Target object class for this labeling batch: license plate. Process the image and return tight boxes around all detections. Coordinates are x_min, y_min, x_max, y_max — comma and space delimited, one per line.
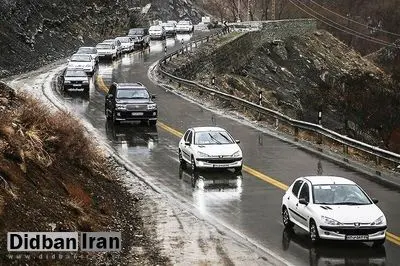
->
72, 84, 81, 87
345, 235, 369, 240
213, 164, 227, 168
131, 112, 144, 116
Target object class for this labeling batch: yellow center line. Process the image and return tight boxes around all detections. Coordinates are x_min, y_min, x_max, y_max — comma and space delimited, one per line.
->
97, 72, 400, 246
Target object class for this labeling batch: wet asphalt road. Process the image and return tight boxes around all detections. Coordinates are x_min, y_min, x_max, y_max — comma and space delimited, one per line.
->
57, 33, 400, 265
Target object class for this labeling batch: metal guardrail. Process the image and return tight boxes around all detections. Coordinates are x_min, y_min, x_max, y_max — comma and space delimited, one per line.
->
157, 29, 400, 170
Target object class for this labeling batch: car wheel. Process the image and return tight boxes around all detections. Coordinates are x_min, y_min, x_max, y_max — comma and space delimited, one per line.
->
178, 149, 185, 165
112, 111, 118, 124
282, 207, 294, 229
149, 120, 157, 126
372, 238, 385, 247
234, 165, 242, 173
191, 156, 197, 172
309, 220, 319, 244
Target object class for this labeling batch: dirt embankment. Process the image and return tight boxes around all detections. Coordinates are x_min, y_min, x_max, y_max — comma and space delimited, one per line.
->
0, 82, 168, 265
164, 30, 400, 153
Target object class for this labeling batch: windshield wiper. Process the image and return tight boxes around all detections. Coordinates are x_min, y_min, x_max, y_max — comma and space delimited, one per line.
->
208, 133, 222, 144
335, 202, 366, 205
218, 132, 232, 143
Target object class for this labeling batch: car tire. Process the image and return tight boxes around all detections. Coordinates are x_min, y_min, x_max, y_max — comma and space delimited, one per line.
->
191, 156, 197, 172
112, 111, 118, 124
234, 165, 242, 173
282, 207, 294, 229
178, 149, 185, 166
372, 238, 385, 247
149, 120, 157, 126
309, 220, 320, 244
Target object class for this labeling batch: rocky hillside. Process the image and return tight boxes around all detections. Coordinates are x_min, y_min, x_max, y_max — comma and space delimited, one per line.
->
0, 0, 206, 79
366, 40, 400, 82
164, 30, 400, 152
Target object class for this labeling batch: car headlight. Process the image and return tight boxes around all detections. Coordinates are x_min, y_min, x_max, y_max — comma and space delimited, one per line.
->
147, 104, 157, 110
197, 151, 210, 158
82, 80, 89, 84
371, 216, 385, 226
116, 104, 126, 110
64, 80, 71, 84
321, 216, 342, 226
232, 151, 241, 158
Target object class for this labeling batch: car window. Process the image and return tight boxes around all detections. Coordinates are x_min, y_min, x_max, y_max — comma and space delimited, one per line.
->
65, 70, 87, 77
71, 55, 91, 62
183, 130, 190, 141
299, 183, 310, 202
187, 131, 193, 144
194, 131, 234, 145
291, 180, 303, 197
116, 89, 149, 99
313, 184, 372, 205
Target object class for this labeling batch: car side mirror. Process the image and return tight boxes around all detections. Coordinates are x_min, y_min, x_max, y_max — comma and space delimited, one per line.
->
185, 141, 190, 146
151, 94, 156, 99
67, 59, 70, 62
372, 198, 379, 204
235, 139, 240, 144
299, 198, 308, 205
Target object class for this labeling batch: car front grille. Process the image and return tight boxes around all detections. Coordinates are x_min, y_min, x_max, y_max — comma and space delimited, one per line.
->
320, 226, 387, 235
126, 104, 147, 111
197, 158, 242, 163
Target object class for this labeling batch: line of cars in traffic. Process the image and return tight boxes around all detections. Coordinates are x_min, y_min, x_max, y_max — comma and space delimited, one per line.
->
59, 19, 388, 249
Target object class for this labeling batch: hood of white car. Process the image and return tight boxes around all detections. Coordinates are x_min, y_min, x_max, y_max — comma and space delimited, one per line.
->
68, 62, 91, 67
195, 144, 241, 157
316, 204, 384, 224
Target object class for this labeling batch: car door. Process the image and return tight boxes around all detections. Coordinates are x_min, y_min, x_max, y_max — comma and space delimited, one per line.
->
286, 179, 304, 227
181, 130, 193, 162
296, 181, 312, 229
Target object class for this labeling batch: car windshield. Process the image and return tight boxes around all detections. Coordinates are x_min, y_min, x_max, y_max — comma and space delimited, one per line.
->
313, 184, 371, 205
178, 21, 191, 25
77, 48, 96, 54
116, 37, 130, 43
194, 131, 234, 145
150, 26, 162, 31
129, 29, 144, 35
96, 44, 112, 49
70, 55, 91, 62
117, 89, 149, 99
65, 70, 87, 77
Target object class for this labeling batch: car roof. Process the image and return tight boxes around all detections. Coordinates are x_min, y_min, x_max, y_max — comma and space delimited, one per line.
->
191, 127, 227, 132
115, 82, 146, 89
300, 176, 355, 185
78, 46, 95, 49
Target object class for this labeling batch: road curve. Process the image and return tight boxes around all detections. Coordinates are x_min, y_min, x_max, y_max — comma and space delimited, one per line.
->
56, 33, 400, 265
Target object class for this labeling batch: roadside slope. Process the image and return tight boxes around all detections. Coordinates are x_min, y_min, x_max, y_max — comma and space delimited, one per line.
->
0, 82, 168, 265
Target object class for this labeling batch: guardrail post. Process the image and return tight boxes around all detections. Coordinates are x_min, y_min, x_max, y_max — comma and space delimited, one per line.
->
207, 36, 209, 42
164, 44, 167, 55
195, 41, 197, 48
294, 126, 299, 140
211, 76, 215, 86
318, 110, 322, 125
258, 91, 262, 106
343, 144, 348, 154
375, 155, 380, 166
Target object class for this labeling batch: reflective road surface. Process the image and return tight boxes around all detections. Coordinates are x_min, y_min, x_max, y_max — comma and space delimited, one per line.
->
56, 33, 400, 265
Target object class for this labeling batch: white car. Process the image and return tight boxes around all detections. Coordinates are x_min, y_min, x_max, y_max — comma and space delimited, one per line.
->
149, 25, 166, 40
96, 43, 117, 60
76, 47, 99, 64
67, 54, 95, 75
281, 176, 387, 246
103, 39, 122, 57
161, 22, 176, 36
176, 20, 194, 33
178, 127, 243, 172
115, 36, 134, 53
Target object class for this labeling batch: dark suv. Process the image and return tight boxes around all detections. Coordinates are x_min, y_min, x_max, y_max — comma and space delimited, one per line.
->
127, 28, 150, 48
105, 82, 157, 125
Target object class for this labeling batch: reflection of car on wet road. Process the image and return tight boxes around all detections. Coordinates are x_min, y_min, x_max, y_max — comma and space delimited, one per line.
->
179, 166, 242, 192
282, 228, 386, 266
178, 127, 243, 172
282, 176, 387, 246
105, 120, 158, 148
105, 82, 157, 125
61, 68, 90, 92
